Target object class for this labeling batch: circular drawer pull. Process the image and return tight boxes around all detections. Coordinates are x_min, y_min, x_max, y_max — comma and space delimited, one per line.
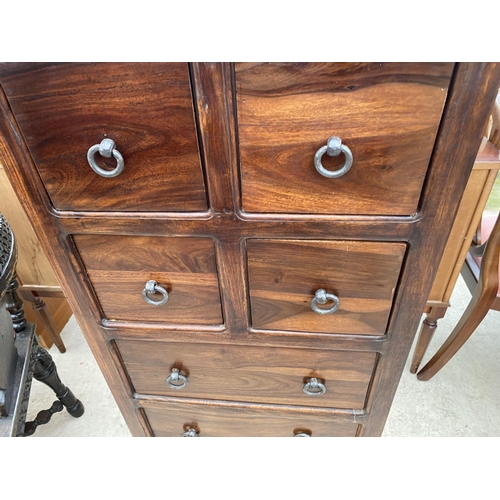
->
182, 428, 198, 437
166, 368, 188, 390
87, 138, 125, 178
303, 377, 326, 396
314, 136, 353, 178
142, 280, 169, 306
310, 289, 340, 315
294, 432, 311, 437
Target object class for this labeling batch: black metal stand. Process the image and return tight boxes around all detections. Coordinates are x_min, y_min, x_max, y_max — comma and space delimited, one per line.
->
22, 343, 85, 435
0, 213, 84, 437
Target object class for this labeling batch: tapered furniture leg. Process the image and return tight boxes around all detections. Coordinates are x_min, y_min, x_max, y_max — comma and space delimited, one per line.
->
19, 289, 66, 353
417, 215, 500, 381
410, 306, 447, 374
33, 345, 84, 417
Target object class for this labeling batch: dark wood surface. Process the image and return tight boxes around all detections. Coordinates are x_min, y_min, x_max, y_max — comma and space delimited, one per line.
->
141, 399, 360, 437
117, 339, 376, 409
74, 235, 223, 325
236, 62, 454, 215
1, 62, 499, 437
0, 63, 207, 212
247, 239, 405, 334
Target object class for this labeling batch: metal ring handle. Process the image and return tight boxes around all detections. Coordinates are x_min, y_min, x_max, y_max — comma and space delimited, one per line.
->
166, 368, 188, 390
294, 432, 312, 437
87, 138, 125, 178
303, 378, 326, 396
314, 136, 353, 178
182, 428, 198, 437
142, 280, 169, 306
310, 289, 340, 315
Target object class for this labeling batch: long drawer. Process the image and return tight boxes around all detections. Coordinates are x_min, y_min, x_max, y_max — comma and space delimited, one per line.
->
141, 400, 360, 437
117, 339, 377, 410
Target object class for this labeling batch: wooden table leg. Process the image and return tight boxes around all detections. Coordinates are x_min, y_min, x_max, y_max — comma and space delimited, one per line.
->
410, 306, 448, 374
19, 289, 66, 353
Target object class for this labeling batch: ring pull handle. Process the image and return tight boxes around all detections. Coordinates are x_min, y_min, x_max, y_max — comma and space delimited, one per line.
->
142, 280, 169, 306
303, 377, 326, 396
87, 138, 125, 178
310, 289, 340, 315
166, 368, 188, 390
182, 428, 198, 437
314, 136, 353, 178
294, 432, 312, 437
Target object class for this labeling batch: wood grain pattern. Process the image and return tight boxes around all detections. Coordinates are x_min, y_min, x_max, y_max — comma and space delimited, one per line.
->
0, 63, 207, 212
74, 235, 223, 325
117, 339, 376, 409
247, 239, 406, 334
236, 62, 453, 215
362, 63, 500, 436
141, 399, 359, 437
2, 62, 498, 438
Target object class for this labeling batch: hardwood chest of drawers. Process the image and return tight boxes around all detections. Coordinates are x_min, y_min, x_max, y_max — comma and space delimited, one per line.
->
0, 63, 498, 437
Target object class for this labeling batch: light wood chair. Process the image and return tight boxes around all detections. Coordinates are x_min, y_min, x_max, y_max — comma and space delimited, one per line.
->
416, 212, 500, 380
410, 98, 500, 375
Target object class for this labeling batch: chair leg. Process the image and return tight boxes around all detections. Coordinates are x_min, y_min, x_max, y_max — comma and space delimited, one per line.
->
417, 282, 498, 381
418, 211, 500, 381
410, 306, 447, 374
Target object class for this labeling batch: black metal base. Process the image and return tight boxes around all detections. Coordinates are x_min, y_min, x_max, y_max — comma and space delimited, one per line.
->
23, 345, 85, 435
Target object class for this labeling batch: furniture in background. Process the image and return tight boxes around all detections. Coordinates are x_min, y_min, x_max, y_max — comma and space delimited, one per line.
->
0, 63, 498, 437
415, 213, 500, 380
0, 160, 72, 352
0, 213, 83, 437
411, 99, 500, 375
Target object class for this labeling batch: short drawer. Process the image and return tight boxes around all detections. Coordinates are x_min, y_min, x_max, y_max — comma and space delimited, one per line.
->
0, 63, 207, 212
74, 235, 223, 325
141, 400, 360, 437
247, 239, 406, 335
117, 339, 376, 409
235, 62, 453, 215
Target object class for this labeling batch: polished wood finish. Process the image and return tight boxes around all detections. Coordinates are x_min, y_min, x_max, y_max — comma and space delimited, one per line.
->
117, 339, 376, 409
247, 239, 405, 334
236, 62, 454, 215
141, 400, 360, 437
74, 235, 223, 325
0, 63, 207, 212
1, 63, 499, 436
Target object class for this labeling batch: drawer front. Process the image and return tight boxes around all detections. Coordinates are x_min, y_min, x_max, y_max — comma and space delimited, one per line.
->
74, 235, 223, 325
117, 340, 376, 409
0, 63, 207, 212
247, 239, 406, 335
141, 401, 359, 437
236, 62, 454, 215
